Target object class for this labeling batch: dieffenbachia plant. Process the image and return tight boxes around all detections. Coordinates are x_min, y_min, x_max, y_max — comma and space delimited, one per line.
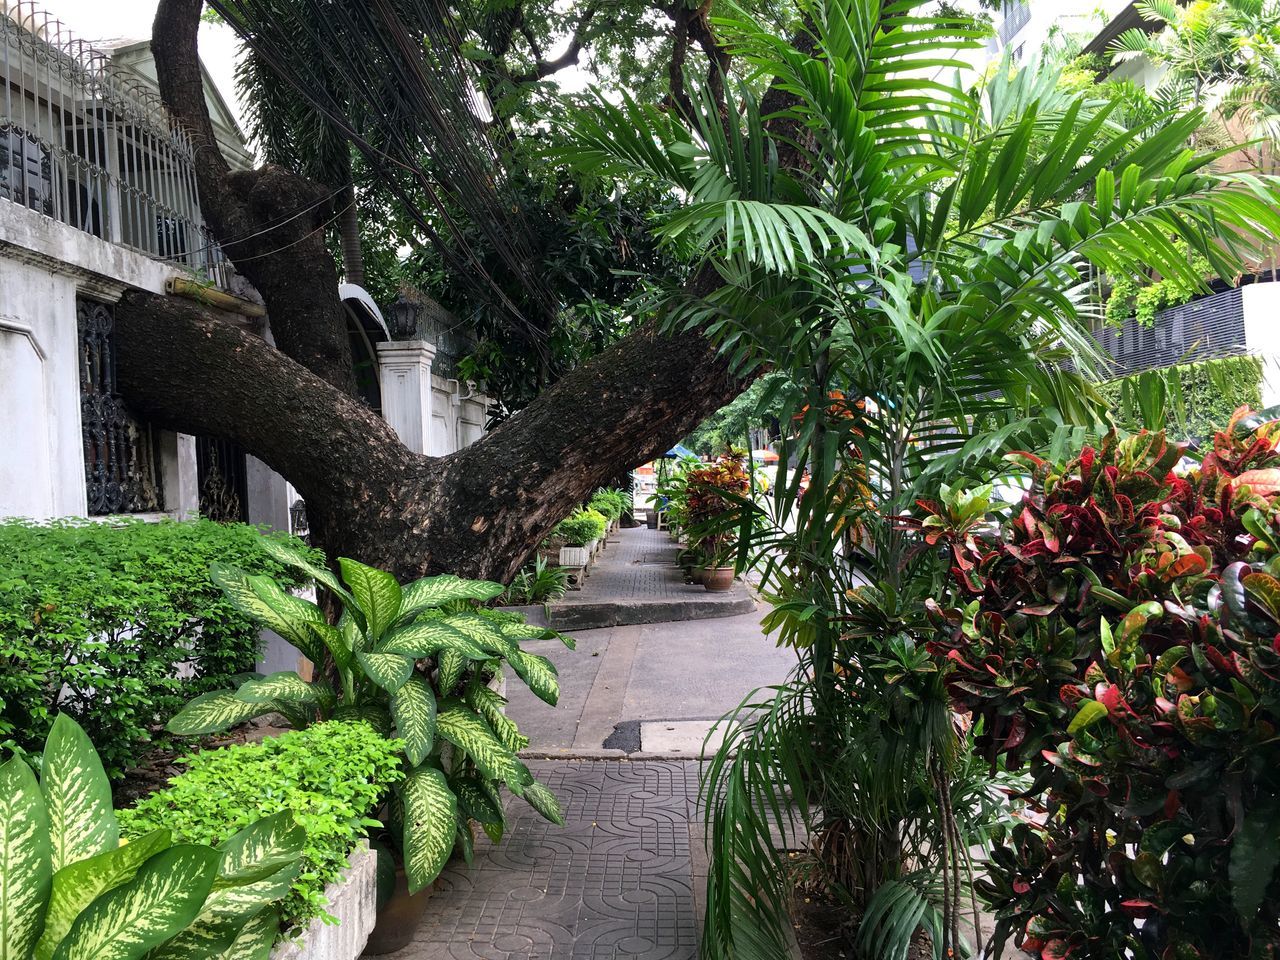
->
167, 536, 570, 893
0, 714, 305, 960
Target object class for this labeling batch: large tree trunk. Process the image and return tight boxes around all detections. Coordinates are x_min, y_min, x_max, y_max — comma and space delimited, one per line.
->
116, 290, 737, 582
122, 0, 747, 582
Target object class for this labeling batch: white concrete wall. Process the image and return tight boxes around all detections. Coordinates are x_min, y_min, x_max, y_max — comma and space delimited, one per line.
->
1244, 282, 1280, 408
0, 200, 200, 520
377, 342, 490, 457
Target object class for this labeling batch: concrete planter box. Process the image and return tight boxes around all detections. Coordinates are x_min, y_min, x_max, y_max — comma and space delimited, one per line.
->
272, 842, 376, 960
560, 545, 589, 568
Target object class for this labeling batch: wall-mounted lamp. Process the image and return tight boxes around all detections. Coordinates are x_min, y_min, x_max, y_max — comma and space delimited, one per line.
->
386, 292, 422, 340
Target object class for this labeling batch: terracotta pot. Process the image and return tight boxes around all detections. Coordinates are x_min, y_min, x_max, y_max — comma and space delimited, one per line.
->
703, 567, 734, 591
363, 867, 433, 955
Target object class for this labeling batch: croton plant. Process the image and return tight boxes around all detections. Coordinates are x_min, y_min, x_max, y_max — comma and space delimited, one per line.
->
920, 409, 1280, 959
685, 454, 751, 567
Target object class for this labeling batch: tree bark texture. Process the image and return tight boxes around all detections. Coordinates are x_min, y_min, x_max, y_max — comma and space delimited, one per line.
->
115, 291, 738, 582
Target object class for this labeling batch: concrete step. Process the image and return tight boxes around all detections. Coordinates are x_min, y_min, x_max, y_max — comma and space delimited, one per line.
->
503, 587, 756, 631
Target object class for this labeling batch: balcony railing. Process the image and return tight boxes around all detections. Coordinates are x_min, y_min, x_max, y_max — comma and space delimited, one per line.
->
1093, 287, 1248, 378
1, 0, 230, 287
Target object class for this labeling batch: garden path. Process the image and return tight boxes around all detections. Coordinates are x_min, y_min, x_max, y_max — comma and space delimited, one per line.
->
377, 538, 796, 959
381, 759, 705, 960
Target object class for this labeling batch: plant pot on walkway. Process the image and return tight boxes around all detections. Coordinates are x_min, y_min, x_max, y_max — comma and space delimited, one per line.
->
703, 567, 735, 592
363, 865, 434, 955
560, 545, 589, 568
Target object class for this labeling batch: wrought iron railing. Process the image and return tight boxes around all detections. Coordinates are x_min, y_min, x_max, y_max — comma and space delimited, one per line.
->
1093, 287, 1248, 378
1, 0, 231, 287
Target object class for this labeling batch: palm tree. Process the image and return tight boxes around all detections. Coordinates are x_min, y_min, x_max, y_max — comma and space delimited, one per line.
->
554, 1, 1280, 957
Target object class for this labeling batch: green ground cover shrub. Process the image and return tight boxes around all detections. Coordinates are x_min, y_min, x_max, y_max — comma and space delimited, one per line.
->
1101, 354, 1263, 440
553, 508, 608, 546
0, 518, 318, 777
923, 414, 1280, 957
118, 721, 403, 933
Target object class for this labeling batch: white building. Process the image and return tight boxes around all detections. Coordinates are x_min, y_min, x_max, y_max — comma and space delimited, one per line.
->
988, 0, 1131, 65
0, 0, 489, 539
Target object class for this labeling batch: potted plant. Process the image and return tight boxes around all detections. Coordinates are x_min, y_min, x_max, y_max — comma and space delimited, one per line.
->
554, 510, 606, 568
685, 454, 751, 592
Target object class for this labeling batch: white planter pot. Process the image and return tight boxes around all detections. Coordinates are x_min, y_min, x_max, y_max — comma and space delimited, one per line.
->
560, 545, 589, 567
271, 842, 376, 960
585, 538, 600, 556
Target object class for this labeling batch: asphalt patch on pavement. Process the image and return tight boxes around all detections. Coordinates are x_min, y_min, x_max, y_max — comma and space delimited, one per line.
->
602, 719, 641, 752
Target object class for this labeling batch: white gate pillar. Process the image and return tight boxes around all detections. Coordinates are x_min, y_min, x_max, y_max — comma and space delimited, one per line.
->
376, 340, 437, 454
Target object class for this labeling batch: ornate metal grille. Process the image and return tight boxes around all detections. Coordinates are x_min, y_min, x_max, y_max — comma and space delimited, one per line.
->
196, 436, 248, 523
78, 297, 163, 514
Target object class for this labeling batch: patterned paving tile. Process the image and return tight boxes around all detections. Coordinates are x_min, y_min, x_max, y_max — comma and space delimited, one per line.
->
383, 760, 701, 960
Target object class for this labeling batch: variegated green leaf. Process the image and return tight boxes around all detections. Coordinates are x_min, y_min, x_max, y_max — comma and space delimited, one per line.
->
210, 564, 321, 661
212, 908, 277, 960
305, 621, 353, 674
338, 558, 402, 643
481, 821, 504, 845
507, 650, 559, 706
500, 621, 576, 650
36, 830, 171, 960
399, 768, 458, 893
245, 579, 328, 666
234, 673, 329, 709
391, 674, 437, 766
466, 684, 529, 754
436, 705, 526, 787
167, 691, 280, 737
522, 780, 565, 827
455, 820, 474, 866
445, 615, 517, 658
356, 651, 413, 692
253, 537, 358, 616
379, 620, 487, 660
147, 863, 300, 960
400, 575, 504, 618
450, 776, 503, 826
1, 757, 52, 960
437, 649, 468, 696
338, 610, 366, 655
53, 844, 219, 960
42, 716, 118, 871
214, 813, 306, 888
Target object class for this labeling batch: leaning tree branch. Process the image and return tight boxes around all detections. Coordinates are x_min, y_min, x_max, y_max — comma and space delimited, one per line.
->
152, 0, 356, 393
511, 2, 603, 82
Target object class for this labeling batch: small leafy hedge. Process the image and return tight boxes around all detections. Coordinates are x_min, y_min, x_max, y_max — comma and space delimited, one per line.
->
118, 721, 403, 934
0, 518, 318, 777
554, 508, 608, 546
588, 488, 629, 522
1101, 354, 1263, 441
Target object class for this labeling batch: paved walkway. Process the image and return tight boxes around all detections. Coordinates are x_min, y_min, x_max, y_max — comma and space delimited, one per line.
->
375, 544, 797, 959
384, 761, 704, 960
518, 528, 756, 630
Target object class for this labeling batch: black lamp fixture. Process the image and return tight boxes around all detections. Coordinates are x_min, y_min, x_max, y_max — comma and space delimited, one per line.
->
387, 291, 422, 340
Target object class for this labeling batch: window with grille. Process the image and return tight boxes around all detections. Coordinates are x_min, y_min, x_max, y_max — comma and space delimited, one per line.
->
78, 297, 164, 514
0, 123, 54, 216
